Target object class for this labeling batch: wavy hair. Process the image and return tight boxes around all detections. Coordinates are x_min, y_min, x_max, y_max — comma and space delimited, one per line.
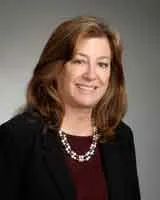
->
26, 16, 127, 140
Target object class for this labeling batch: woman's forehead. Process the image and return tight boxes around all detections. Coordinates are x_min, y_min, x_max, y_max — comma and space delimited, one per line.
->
73, 37, 111, 58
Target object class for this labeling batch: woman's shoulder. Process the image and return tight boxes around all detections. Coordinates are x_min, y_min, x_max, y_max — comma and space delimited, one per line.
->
115, 121, 135, 145
0, 111, 43, 147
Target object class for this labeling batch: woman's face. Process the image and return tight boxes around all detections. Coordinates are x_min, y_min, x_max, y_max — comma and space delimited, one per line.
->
59, 37, 111, 110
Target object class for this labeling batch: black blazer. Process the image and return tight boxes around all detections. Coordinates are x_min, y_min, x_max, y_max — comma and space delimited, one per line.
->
0, 112, 141, 200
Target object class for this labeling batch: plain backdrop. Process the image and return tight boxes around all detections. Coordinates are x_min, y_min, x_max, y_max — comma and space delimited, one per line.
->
0, 0, 160, 199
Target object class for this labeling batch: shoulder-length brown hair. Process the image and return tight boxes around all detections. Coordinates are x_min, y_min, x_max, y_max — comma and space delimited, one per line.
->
26, 16, 127, 140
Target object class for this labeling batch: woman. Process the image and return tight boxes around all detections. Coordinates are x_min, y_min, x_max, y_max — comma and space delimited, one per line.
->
0, 16, 141, 200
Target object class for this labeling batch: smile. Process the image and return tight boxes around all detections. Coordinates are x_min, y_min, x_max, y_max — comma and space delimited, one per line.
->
76, 84, 97, 91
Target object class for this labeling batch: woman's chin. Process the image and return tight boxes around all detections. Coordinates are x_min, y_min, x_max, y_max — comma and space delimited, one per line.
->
72, 99, 98, 109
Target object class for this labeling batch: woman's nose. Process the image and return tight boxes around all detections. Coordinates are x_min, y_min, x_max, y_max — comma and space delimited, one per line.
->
83, 64, 97, 81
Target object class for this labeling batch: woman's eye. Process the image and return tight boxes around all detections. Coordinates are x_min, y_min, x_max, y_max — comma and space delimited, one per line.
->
72, 59, 86, 64
98, 62, 109, 69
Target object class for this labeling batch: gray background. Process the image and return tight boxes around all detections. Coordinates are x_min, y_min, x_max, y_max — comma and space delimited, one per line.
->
0, 0, 159, 199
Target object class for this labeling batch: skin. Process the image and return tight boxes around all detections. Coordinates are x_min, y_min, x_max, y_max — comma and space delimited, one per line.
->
59, 37, 111, 136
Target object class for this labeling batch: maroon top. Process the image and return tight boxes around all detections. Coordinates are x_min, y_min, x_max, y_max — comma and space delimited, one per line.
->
64, 134, 108, 200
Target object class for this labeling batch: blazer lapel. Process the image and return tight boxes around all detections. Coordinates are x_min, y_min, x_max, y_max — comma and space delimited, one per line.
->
41, 129, 76, 200
100, 140, 126, 200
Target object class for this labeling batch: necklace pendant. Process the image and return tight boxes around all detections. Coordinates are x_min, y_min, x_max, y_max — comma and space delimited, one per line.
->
78, 155, 85, 162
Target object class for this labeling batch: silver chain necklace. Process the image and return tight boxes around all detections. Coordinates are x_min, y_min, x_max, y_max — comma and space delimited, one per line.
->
58, 127, 99, 162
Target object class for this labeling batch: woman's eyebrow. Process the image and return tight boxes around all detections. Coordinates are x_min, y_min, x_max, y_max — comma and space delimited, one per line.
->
74, 52, 88, 58
76, 52, 111, 60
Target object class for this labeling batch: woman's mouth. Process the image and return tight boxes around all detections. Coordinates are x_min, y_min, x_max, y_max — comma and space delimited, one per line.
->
76, 84, 97, 91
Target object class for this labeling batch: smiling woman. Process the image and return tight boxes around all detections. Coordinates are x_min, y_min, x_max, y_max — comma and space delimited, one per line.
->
59, 37, 111, 113
0, 16, 141, 200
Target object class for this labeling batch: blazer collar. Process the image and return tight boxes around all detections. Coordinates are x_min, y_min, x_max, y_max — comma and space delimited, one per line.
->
41, 128, 76, 200
99, 139, 126, 200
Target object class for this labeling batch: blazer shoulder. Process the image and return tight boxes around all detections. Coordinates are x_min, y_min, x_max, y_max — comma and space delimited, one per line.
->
0, 112, 43, 149
115, 121, 135, 144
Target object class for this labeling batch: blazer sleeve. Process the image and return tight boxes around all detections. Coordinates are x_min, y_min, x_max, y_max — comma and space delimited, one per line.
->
123, 125, 141, 200
0, 114, 41, 199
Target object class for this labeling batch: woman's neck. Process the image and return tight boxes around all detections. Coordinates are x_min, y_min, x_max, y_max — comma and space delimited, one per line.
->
60, 107, 93, 136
